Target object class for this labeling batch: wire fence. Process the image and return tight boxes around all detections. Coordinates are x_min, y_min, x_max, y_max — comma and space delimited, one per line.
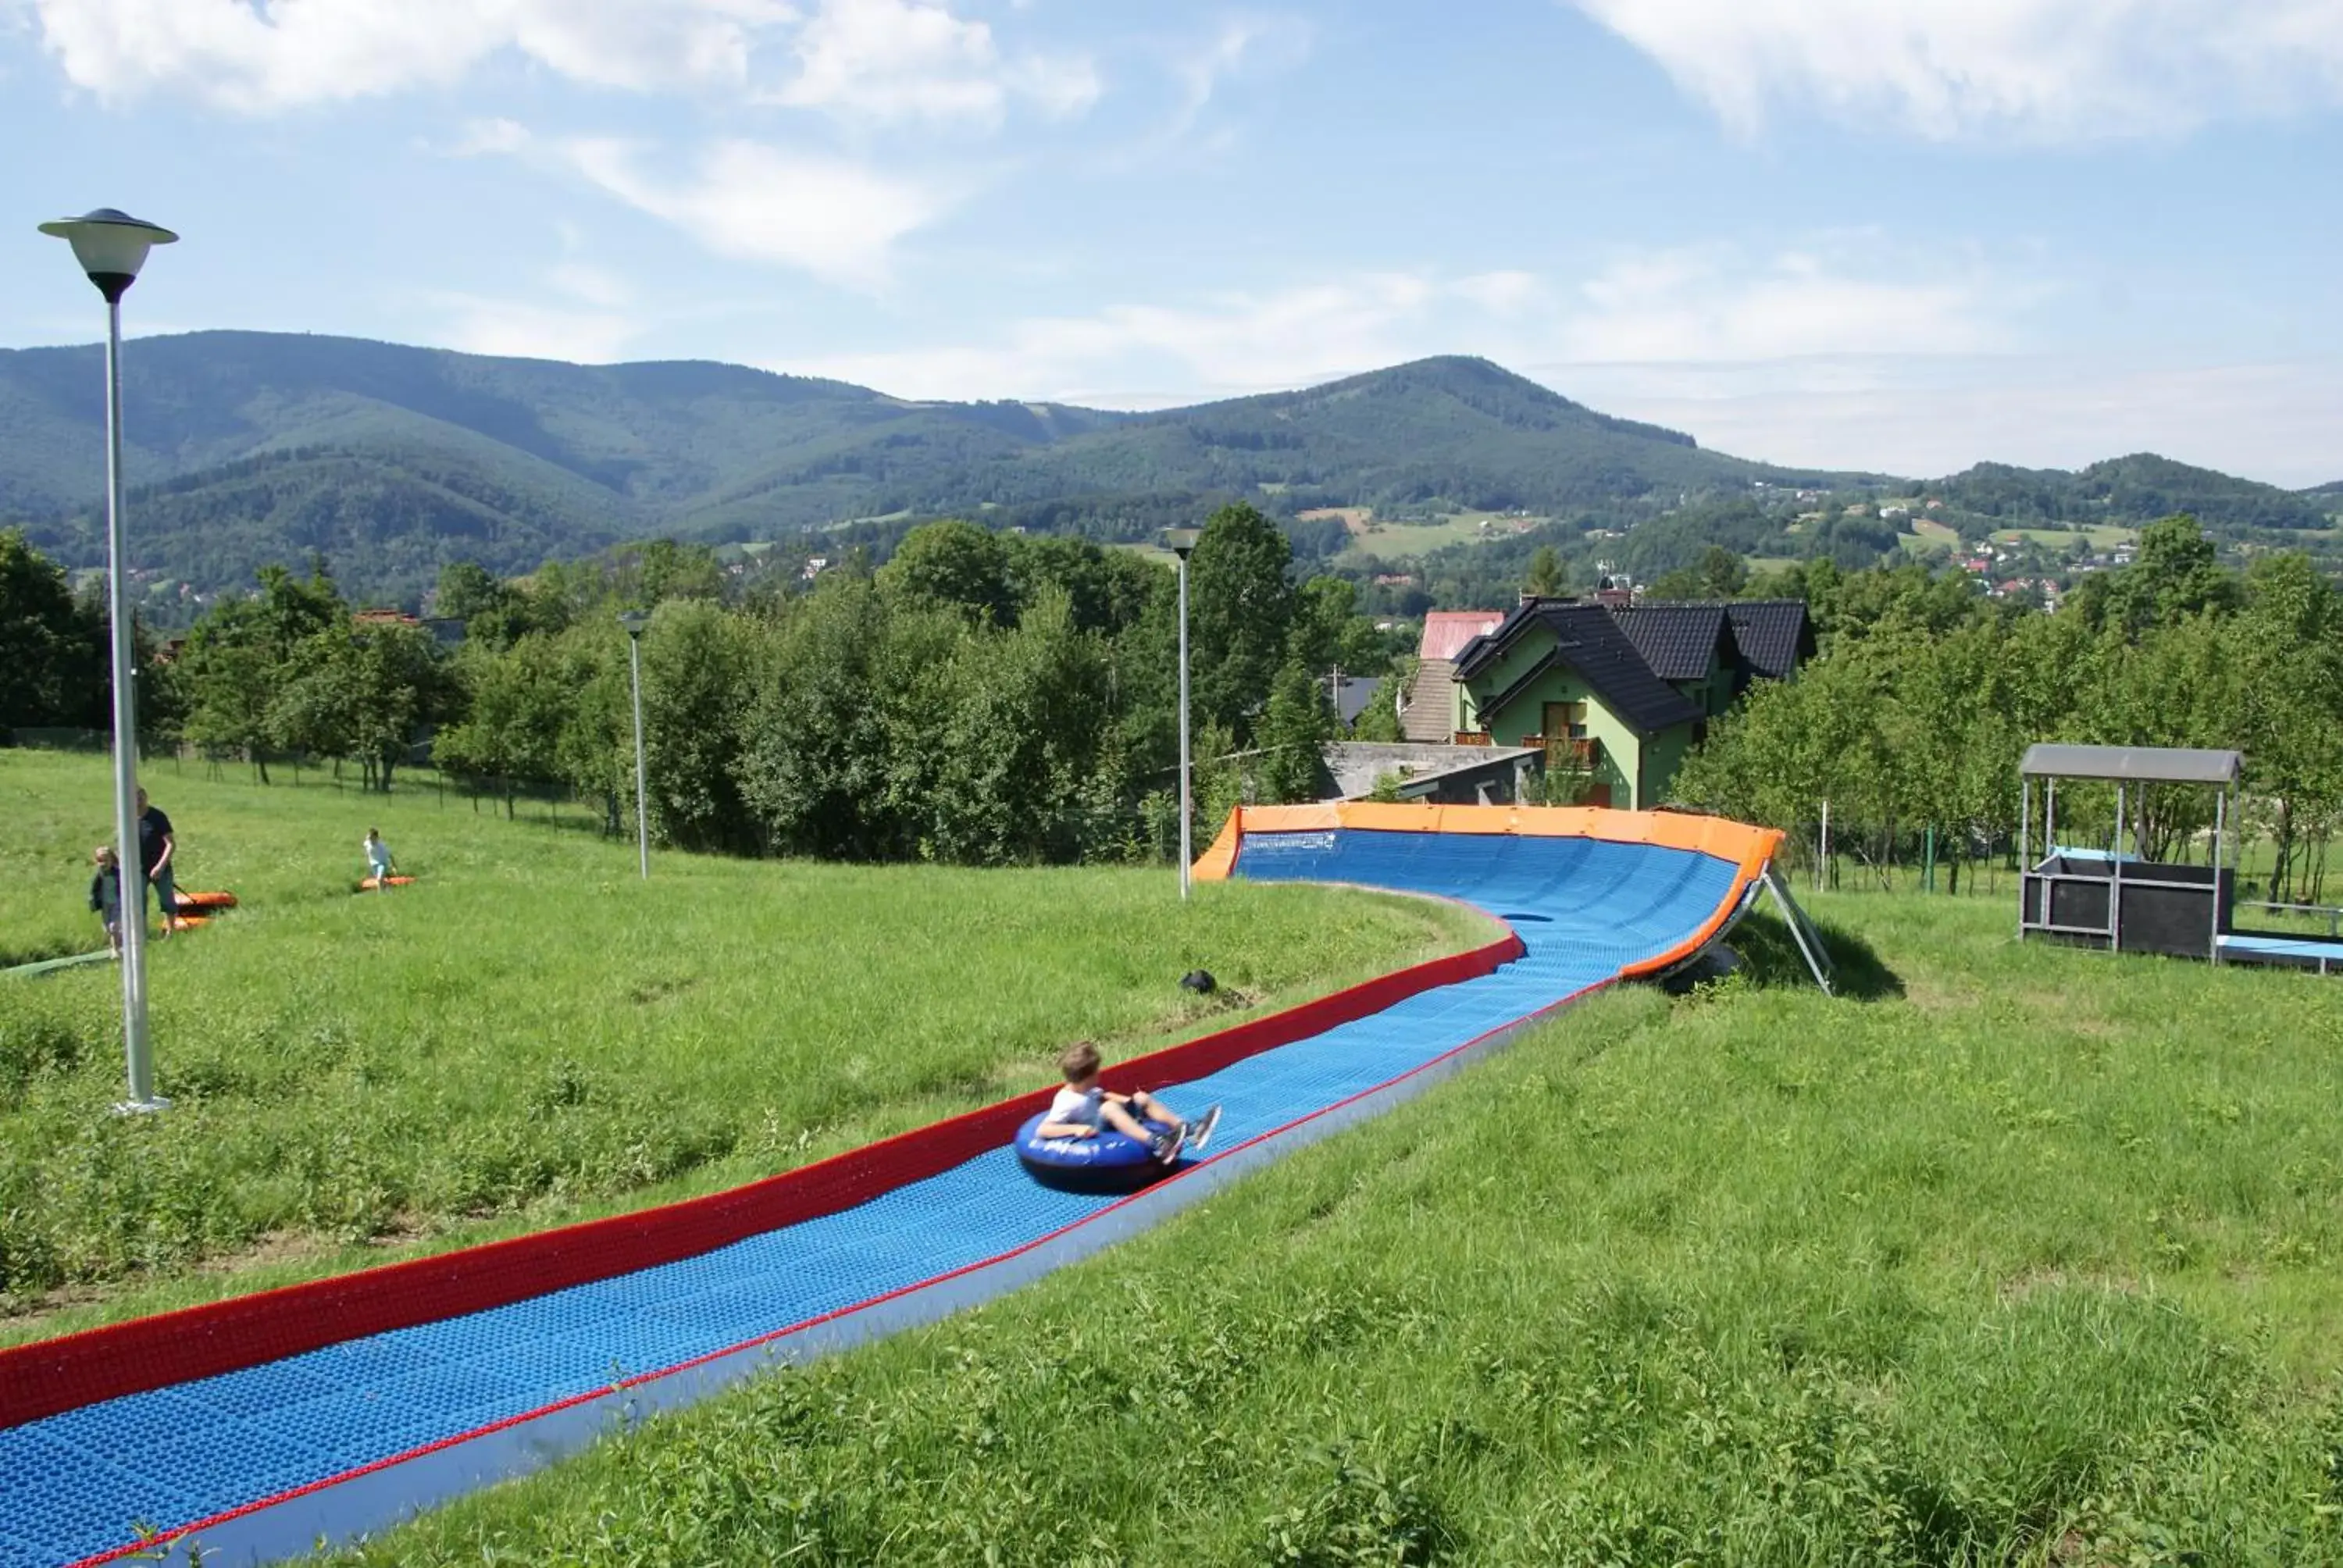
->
4, 730, 612, 833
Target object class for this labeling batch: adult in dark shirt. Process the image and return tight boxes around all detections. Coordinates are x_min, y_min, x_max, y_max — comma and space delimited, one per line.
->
135, 786, 178, 938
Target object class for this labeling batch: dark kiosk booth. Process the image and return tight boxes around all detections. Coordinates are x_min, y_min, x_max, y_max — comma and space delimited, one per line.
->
2018, 743, 2343, 974
2017, 744, 2238, 962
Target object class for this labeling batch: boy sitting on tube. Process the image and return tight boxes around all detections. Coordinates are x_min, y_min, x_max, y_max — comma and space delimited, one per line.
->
1036, 1041, 1218, 1165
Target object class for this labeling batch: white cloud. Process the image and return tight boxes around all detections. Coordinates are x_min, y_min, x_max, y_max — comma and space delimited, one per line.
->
426, 293, 646, 363
779, 244, 2022, 404
20, 0, 795, 111
1565, 242, 2013, 362
1569, 0, 2343, 140
446, 116, 531, 157
787, 271, 1514, 403
1157, 14, 1312, 141
546, 261, 631, 309
558, 137, 950, 287
771, 0, 1098, 124
1452, 270, 1548, 316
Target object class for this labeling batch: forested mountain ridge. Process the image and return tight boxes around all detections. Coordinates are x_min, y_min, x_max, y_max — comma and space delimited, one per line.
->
1931, 454, 2333, 533
0, 330, 1125, 519
0, 335, 1860, 600
0, 330, 2326, 605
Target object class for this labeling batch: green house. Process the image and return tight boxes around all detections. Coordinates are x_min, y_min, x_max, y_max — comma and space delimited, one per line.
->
1448, 598, 1812, 807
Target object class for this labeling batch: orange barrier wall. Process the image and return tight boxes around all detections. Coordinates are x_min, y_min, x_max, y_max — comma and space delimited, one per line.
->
1192, 803, 1782, 983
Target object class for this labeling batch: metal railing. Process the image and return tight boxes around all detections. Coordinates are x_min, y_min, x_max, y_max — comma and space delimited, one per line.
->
2235, 900, 2343, 939
1537, 736, 1600, 772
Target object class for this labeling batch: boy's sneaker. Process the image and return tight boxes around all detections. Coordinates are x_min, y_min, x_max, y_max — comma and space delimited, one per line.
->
1150, 1124, 1186, 1164
1186, 1105, 1223, 1154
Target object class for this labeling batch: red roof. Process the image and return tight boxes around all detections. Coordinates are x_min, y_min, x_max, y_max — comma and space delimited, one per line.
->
1418, 611, 1505, 662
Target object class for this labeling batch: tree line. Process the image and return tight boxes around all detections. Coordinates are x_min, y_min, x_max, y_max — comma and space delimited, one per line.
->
1, 508, 1396, 866
20, 508, 2334, 894
1674, 517, 2343, 903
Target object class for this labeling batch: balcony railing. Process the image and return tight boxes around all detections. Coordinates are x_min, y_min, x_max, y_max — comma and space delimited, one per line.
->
1534, 736, 1601, 772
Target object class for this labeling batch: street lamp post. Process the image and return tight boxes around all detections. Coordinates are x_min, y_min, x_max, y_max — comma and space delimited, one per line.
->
39, 208, 177, 1115
618, 611, 651, 879
1164, 528, 1201, 900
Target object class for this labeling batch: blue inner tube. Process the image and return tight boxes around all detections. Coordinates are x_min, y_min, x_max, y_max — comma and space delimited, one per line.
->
1013, 1110, 1178, 1193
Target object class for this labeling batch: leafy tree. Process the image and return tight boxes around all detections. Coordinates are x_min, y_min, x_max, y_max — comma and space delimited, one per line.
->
1186, 503, 1296, 743
879, 520, 1015, 626
434, 561, 536, 649
2095, 515, 2238, 636
636, 540, 726, 606
1007, 533, 1163, 638
634, 600, 763, 852
1646, 545, 1748, 602
0, 528, 104, 729
433, 633, 572, 811
1254, 663, 1332, 804
1525, 544, 1569, 598
1288, 576, 1385, 678
734, 579, 908, 860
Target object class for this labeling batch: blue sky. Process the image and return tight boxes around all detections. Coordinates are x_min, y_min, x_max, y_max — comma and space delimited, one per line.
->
3, 0, 2339, 484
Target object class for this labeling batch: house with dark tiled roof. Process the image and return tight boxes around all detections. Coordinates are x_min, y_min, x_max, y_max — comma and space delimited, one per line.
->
1445, 597, 1812, 807
1722, 600, 1814, 682
1610, 602, 1741, 718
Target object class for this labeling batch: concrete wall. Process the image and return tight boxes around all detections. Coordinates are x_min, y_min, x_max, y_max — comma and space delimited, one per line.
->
1320, 743, 1542, 806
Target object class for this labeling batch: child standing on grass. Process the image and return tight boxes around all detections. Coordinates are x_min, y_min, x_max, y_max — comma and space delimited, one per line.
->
363, 828, 397, 886
1035, 1041, 1221, 1164
88, 846, 123, 957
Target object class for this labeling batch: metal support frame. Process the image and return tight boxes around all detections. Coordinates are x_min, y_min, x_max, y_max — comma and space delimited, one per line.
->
2017, 775, 2032, 935
2210, 785, 2227, 964
2112, 782, 2125, 952
625, 626, 649, 880
1759, 863, 1835, 996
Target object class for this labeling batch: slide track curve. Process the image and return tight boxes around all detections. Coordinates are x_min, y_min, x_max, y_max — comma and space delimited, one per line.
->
0, 806, 1778, 1567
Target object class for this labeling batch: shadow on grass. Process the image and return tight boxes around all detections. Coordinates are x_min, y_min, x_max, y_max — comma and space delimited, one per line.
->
1693, 907, 1905, 1002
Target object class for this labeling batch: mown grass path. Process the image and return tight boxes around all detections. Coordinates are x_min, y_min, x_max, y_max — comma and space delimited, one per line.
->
0, 750, 1482, 1341
341, 889, 2343, 1565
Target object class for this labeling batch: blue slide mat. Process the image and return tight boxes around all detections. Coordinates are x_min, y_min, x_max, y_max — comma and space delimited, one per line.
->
1, 829, 1742, 1568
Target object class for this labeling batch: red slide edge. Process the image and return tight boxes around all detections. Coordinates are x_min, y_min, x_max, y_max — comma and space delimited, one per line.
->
2, 928, 1522, 1429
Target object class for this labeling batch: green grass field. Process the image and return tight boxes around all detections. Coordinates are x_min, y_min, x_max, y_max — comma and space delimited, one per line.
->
1992, 524, 2142, 551
1327, 509, 1549, 565
0, 750, 1481, 1341
326, 884, 2343, 1563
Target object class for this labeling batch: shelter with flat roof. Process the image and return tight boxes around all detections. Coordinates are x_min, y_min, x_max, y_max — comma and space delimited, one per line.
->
2018, 743, 2341, 974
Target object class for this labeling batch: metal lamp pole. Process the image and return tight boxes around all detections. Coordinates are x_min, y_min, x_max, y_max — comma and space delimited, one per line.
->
1165, 528, 1200, 900
618, 611, 651, 878
39, 208, 177, 1115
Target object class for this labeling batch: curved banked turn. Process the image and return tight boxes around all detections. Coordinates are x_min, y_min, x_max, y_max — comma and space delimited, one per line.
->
0, 806, 1778, 1568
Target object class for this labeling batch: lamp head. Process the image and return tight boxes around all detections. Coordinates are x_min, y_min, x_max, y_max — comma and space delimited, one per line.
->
617, 610, 651, 638
38, 208, 178, 303
1164, 527, 1201, 561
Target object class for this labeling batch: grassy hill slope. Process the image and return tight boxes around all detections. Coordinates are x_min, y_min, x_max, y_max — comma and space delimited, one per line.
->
340, 889, 2343, 1564
0, 750, 1478, 1338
